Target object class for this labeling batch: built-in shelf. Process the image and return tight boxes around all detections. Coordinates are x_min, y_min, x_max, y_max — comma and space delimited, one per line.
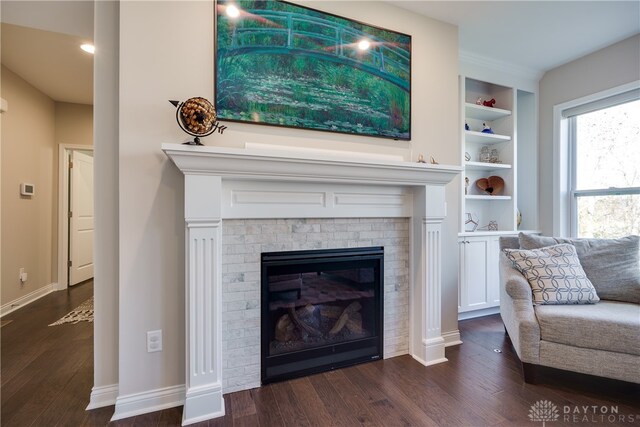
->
465, 195, 512, 201
465, 103, 512, 121
459, 76, 537, 318
464, 130, 511, 144
465, 161, 512, 171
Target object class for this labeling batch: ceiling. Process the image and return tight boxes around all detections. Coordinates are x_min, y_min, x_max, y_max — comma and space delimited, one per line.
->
394, 1, 640, 75
1, 23, 93, 105
1, 1, 638, 106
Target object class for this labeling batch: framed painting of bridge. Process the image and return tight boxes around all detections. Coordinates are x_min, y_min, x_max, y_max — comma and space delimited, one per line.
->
215, 0, 411, 140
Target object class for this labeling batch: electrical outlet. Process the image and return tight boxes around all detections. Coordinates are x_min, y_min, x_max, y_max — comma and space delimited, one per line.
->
147, 330, 162, 353
19, 268, 27, 283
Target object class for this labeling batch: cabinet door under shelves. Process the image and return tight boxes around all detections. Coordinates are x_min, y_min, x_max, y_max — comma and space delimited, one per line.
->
458, 236, 500, 314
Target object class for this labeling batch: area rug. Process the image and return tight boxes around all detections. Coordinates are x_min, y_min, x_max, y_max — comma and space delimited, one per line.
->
49, 297, 94, 326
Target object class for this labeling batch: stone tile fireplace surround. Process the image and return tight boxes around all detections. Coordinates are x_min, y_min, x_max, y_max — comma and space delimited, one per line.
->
222, 217, 409, 391
163, 144, 460, 426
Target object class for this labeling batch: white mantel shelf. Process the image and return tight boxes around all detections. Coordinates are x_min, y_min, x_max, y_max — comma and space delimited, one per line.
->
163, 143, 461, 426
162, 144, 461, 186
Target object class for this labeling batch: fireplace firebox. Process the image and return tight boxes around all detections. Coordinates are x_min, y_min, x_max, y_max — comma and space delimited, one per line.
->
261, 247, 384, 384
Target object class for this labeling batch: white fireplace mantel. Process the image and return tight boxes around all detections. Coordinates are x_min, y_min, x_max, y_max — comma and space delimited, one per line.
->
163, 144, 460, 186
163, 144, 461, 426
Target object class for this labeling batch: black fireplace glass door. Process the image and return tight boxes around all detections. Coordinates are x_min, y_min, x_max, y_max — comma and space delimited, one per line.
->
261, 247, 383, 384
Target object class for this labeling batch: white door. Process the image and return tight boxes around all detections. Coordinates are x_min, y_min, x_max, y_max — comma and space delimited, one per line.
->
69, 150, 94, 285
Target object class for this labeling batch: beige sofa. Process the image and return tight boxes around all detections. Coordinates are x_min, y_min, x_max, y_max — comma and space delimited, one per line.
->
499, 235, 640, 384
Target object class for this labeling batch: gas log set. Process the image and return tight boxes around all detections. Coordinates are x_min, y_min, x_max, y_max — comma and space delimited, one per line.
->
272, 301, 369, 355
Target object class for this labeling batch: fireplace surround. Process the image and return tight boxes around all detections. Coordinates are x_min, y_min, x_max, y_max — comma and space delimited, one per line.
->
221, 217, 410, 392
163, 144, 460, 425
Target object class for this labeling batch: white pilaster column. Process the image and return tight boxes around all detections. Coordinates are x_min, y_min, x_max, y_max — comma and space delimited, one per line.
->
182, 175, 225, 426
411, 185, 447, 366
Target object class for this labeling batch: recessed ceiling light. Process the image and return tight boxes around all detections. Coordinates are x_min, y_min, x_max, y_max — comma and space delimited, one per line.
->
81, 43, 95, 54
226, 5, 240, 18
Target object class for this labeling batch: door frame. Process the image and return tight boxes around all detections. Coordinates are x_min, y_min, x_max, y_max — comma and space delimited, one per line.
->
57, 144, 94, 290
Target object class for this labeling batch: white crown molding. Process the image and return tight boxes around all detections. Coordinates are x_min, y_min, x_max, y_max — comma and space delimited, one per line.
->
460, 50, 545, 83
1, 283, 56, 317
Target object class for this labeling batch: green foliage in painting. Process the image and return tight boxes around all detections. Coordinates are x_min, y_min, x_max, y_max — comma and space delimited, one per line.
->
215, 0, 411, 140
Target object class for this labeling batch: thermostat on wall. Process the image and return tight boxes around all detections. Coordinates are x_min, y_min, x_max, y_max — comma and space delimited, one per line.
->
20, 183, 35, 196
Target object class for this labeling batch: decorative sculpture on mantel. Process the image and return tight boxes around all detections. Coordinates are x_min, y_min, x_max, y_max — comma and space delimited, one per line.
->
169, 97, 227, 145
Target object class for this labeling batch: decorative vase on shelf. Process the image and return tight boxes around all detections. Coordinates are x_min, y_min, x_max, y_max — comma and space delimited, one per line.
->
490, 148, 499, 163
479, 146, 491, 163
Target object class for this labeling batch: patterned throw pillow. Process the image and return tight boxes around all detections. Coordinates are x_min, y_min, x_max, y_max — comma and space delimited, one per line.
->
518, 233, 640, 303
503, 243, 600, 305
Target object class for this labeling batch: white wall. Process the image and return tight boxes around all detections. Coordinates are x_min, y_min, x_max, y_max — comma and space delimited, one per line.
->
117, 0, 459, 400
538, 34, 640, 235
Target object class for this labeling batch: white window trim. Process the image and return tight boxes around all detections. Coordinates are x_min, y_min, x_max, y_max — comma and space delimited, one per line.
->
552, 80, 640, 237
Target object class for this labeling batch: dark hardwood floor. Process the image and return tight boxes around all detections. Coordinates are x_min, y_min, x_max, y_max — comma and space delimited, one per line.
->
2, 283, 639, 426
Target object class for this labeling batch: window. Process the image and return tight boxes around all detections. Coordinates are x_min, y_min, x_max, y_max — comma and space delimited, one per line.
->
566, 94, 640, 238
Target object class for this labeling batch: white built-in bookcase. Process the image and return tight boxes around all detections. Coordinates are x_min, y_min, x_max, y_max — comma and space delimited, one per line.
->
458, 75, 538, 317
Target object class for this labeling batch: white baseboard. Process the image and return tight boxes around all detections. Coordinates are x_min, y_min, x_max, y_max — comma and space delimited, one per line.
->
458, 306, 500, 321
442, 330, 462, 347
1, 283, 56, 317
111, 384, 185, 422
86, 384, 119, 410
